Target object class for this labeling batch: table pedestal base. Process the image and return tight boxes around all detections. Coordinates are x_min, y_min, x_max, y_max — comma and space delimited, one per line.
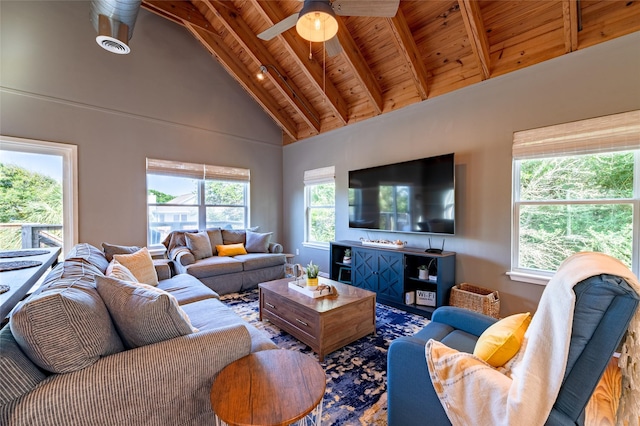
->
213, 399, 323, 426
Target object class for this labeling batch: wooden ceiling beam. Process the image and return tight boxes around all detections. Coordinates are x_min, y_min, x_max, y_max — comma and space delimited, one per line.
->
458, 0, 491, 80
187, 24, 298, 140
252, 0, 349, 125
335, 16, 384, 115
562, 0, 579, 53
141, 0, 212, 32
387, 8, 429, 100
199, 0, 321, 135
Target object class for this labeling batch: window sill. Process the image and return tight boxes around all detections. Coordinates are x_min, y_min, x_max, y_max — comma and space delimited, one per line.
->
148, 244, 167, 259
507, 270, 552, 286
302, 242, 330, 251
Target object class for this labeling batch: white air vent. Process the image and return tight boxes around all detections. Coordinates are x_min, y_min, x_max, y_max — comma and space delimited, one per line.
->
96, 35, 130, 54
90, 0, 141, 55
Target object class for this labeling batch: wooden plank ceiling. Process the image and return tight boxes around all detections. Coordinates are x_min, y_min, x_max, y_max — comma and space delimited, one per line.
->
141, 0, 640, 145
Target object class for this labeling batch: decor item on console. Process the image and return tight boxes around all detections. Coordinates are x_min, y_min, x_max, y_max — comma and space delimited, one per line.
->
342, 248, 351, 264
162, 228, 286, 295
0, 243, 277, 425
417, 264, 428, 280
306, 261, 320, 289
359, 238, 406, 249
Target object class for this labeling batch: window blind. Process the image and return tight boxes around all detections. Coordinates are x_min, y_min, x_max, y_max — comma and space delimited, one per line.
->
304, 166, 335, 185
146, 158, 249, 182
513, 110, 640, 159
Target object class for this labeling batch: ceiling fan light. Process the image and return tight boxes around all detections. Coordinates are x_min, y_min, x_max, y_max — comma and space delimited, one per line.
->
296, 1, 338, 42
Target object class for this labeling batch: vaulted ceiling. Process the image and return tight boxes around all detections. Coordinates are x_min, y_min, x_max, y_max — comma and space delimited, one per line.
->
141, 0, 640, 145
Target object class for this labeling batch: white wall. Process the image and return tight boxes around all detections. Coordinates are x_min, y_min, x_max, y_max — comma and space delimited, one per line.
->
283, 32, 640, 315
1, 1, 283, 248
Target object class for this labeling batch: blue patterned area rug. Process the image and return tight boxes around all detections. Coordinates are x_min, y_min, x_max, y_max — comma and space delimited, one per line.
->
220, 289, 430, 426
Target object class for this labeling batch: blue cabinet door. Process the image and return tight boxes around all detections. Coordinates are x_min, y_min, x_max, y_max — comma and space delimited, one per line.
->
377, 251, 404, 303
353, 248, 377, 292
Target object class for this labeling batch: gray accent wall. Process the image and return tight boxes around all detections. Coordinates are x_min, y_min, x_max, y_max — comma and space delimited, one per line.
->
1, 1, 283, 249
284, 32, 640, 314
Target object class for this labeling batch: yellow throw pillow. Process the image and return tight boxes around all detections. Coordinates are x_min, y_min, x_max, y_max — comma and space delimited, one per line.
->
473, 312, 532, 367
216, 243, 248, 257
113, 247, 158, 286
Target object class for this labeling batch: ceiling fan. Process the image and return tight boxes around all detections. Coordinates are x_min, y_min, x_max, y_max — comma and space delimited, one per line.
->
258, 0, 400, 56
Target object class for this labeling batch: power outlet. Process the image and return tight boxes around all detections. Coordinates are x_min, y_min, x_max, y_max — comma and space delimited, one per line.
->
296, 248, 299, 255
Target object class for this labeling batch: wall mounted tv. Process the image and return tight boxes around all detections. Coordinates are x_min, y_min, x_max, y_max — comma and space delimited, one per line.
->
348, 153, 455, 234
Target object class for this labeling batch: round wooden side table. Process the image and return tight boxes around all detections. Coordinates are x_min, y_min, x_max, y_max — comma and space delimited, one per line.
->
210, 349, 325, 426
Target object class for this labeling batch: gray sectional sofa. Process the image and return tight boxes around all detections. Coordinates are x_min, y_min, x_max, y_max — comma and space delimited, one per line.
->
163, 228, 286, 294
0, 243, 277, 425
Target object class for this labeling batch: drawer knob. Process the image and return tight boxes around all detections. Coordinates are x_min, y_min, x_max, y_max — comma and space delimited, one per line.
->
265, 302, 275, 309
296, 318, 308, 327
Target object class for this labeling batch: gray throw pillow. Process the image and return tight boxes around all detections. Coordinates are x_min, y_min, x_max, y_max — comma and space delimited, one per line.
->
206, 228, 223, 255
185, 231, 213, 260
95, 276, 195, 349
10, 286, 124, 373
221, 227, 259, 245
102, 242, 142, 262
245, 231, 272, 253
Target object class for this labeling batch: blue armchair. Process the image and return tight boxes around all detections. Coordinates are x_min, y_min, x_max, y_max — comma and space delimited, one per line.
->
387, 273, 639, 426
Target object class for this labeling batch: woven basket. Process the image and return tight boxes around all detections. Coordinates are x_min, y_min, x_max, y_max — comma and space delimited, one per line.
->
449, 283, 500, 318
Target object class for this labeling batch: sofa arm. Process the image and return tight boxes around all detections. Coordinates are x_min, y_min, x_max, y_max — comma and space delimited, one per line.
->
388, 336, 450, 426
431, 306, 498, 337
153, 259, 173, 280
5, 325, 252, 426
170, 246, 195, 266
269, 242, 283, 253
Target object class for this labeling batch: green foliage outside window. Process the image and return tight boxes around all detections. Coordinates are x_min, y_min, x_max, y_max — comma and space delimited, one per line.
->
308, 183, 335, 243
517, 151, 635, 272
0, 164, 62, 249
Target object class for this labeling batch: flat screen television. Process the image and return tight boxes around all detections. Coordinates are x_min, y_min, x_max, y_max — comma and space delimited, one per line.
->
348, 153, 455, 234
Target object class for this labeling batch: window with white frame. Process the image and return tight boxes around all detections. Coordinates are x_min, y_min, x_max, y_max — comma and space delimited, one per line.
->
146, 159, 250, 245
304, 166, 335, 246
0, 136, 77, 256
511, 111, 640, 282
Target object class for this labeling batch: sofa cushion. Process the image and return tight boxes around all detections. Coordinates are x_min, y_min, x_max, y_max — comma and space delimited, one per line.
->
102, 242, 142, 262
184, 256, 244, 278
217, 243, 248, 257
106, 260, 139, 282
113, 247, 158, 286
157, 274, 220, 305
38, 258, 104, 292
180, 298, 277, 352
65, 243, 110, 274
206, 228, 224, 255
186, 231, 213, 260
95, 276, 195, 349
473, 312, 531, 367
0, 325, 48, 406
234, 253, 286, 271
245, 231, 272, 253
10, 286, 124, 374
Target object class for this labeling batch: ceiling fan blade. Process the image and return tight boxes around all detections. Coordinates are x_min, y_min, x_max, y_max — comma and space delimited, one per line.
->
332, 0, 400, 17
325, 36, 343, 57
258, 13, 299, 41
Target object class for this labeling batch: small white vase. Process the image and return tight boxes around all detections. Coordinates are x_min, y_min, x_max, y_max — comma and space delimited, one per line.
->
418, 270, 428, 280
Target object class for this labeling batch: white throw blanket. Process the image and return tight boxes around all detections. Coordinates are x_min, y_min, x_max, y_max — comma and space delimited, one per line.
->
425, 252, 640, 426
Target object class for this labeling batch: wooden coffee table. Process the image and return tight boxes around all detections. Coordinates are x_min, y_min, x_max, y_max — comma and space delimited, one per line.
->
210, 349, 325, 426
259, 277, 376, 361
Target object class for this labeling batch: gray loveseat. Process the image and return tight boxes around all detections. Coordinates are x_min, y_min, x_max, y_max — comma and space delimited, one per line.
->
0, 243, 277, 425
163, 228, 286, 295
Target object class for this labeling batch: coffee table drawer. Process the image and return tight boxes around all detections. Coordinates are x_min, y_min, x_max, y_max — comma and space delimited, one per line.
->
261, 292, 319, 341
